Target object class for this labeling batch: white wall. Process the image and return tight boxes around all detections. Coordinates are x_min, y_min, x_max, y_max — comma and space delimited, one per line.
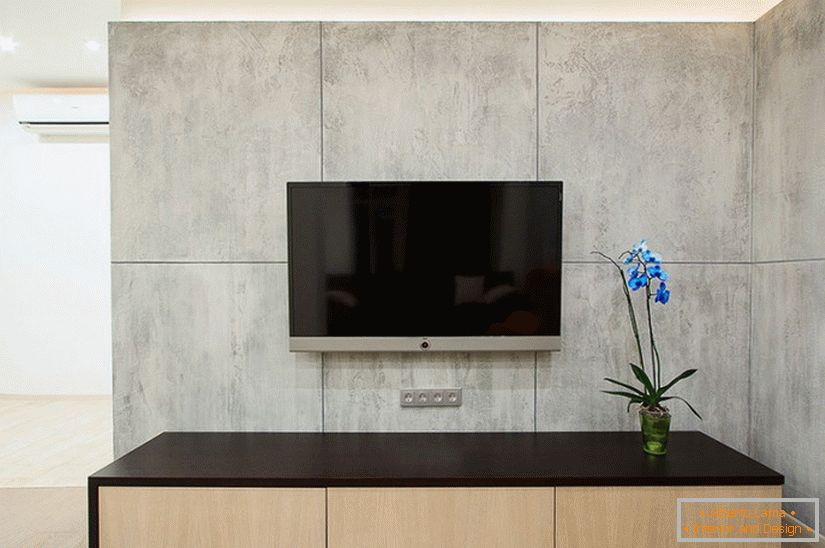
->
0, 93, 111, 395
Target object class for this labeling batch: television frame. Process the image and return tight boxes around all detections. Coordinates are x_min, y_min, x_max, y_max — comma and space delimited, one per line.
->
287, 181, 563, 352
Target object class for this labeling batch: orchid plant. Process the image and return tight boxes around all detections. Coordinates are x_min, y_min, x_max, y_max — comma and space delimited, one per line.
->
593, 240, 701, 419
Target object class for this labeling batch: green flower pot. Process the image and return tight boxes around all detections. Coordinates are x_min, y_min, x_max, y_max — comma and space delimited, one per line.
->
639, 408, 671, 456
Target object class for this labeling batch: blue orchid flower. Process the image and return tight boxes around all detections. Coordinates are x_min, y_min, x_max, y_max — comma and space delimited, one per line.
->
647, 264, 669, 281
655, 281, 670, 304
630, 240, 648, 255
642, 249, 661, 264
628, 272, 648, 291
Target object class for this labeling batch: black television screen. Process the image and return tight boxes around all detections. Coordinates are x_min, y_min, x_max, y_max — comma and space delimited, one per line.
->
287, 181, 562, 352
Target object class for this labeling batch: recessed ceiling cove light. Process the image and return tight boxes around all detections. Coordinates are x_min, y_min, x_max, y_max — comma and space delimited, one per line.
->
0, 35, 19, 53
85, 39, 102, 52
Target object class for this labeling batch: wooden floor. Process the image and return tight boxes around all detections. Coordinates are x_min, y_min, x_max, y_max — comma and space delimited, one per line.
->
0, 395, 112, 487
0, 396, 111, 547
0, 487, 86, 548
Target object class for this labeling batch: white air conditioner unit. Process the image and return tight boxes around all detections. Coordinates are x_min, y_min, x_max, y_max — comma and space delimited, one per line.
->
13, 93, 109, 138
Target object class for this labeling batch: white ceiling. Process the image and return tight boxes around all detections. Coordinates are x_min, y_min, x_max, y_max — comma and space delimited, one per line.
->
122, 0, 784, 22
1, 0, 785, 92
0, 0, 119, 91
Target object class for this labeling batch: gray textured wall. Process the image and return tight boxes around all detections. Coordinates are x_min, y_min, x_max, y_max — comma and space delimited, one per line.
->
536, 23, 753, 452
752, 0, 825, 527
111, 21, 754, 455
110, 22, 324, 456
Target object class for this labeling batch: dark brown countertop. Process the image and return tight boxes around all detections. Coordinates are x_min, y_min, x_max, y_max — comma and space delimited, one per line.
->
89, 431, 783, 488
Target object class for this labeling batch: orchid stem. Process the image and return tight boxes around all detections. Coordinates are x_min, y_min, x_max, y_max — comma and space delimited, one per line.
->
591, 251, 646, 374
644, 277, 660, 393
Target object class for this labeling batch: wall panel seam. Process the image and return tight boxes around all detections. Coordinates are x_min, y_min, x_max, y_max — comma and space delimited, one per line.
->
534, 21, 540, 434
535, 21, 540, 182
320, 21, 324, 183
320, 21, 325, 435
751, 257, 825, 265
747, 20, 757, 457
563, 260, 752, 266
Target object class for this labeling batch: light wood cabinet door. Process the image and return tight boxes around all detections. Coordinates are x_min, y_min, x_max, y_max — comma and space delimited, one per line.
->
556, 485, 782, 548
327, 487, 554, 548
99, 487, 325, 548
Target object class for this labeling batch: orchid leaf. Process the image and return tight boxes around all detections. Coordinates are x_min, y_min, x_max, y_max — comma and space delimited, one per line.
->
603, 377, 645, 396
601, 390, 645, 402
629, 363, 655, 396
657, 369, 698, 397
660, 395, 702, 420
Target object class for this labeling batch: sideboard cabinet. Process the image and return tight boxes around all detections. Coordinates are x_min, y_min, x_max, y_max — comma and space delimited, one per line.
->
90, 432, 784, 548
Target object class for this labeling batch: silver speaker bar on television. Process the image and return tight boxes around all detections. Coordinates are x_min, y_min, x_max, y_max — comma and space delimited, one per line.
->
289, 336, 561, 352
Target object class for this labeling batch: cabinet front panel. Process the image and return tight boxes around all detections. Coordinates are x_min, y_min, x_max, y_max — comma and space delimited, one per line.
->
556, 485, 783, 548
99, 487, 325, 548
327, 487, 555, 548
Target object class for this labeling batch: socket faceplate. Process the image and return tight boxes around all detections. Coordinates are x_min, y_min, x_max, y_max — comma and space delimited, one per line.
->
400, 388, 462, 407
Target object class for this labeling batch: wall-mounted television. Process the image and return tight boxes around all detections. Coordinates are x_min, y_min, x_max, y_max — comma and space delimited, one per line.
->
287, 181, 562, 352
